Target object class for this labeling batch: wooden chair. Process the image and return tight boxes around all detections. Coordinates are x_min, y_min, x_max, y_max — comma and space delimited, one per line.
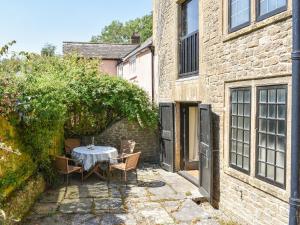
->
54, 156, 83, 184
110, 152, 141, 183
64, 138, 81, 156
118, 139, 136, 159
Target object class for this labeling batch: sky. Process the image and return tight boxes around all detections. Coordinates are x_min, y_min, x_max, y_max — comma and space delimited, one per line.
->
0, 0, 152, 54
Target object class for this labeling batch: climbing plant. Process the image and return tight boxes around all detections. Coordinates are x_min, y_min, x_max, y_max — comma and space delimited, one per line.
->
0, 47, 157, 184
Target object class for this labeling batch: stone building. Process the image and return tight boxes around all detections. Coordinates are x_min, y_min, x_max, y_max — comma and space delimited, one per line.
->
153, 0, 292, 224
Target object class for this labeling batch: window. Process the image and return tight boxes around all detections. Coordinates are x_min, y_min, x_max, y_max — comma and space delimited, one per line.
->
230, 88, 251, 173
256, 85, 287, 187
129, 57, 136, 74
257, 0, 287, 21
179, 0, 199, 77
229, 0, 250, 32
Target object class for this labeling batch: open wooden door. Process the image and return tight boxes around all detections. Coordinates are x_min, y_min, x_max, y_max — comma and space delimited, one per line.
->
159, 103, 175, 172
198, 104, 213, 203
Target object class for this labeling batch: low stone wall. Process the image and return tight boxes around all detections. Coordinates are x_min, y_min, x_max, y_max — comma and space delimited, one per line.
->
83, 119, 159, 163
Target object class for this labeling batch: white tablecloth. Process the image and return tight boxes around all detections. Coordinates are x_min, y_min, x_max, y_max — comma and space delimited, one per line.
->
72, 146, 118, 171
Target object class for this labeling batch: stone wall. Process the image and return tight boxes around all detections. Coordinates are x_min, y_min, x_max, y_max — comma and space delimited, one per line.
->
83, 119, 159, 163
153, 0, 292, 224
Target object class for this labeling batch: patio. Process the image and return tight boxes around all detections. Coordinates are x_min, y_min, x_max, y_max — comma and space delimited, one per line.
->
22, 165, 228, 225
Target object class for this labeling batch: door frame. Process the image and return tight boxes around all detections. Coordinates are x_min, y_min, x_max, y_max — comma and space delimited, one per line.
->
180, 103, 199, 170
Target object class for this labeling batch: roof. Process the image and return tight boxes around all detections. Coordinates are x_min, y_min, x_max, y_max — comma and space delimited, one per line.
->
62, 42, 139, 60
122, 37, 153, 61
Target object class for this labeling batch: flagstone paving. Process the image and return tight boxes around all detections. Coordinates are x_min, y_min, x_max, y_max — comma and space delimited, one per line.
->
23, 165, 230, 225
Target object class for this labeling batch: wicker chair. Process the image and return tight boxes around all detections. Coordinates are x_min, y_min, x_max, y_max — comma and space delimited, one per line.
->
54, 156, 83, 184
64, 138, 81, 156
110, 152, 141, 183
118, 139, 136, 159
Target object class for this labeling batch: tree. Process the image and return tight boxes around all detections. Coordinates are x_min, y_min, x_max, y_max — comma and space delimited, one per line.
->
41, 43, 56, 56
91, 13, 152, 44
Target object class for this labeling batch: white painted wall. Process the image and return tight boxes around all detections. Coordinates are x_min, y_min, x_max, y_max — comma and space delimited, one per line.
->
117, 49, 153, 101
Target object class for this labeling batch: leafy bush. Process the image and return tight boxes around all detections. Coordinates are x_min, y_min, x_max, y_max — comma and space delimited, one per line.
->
0, 50, 157, 183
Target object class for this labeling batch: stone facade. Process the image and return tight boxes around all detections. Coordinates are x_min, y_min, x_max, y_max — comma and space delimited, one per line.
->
153, 0, 292, 224
82, 119, 159, 163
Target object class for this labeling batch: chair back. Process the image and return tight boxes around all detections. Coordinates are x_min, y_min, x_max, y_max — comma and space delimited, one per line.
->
125, 152, 141, 170
65, 138, 81, 154
120, 139, 136, 155
54, 156, 69, 173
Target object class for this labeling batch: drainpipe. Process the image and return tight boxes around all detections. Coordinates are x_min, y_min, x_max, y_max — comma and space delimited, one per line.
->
150, 46, 155, 103
289, 0, 300, 224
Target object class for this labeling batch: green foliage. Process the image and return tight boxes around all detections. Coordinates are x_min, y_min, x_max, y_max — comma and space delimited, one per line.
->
91, 13, 153, 44
0, 48, 157, 185
0, 41, 16, 57
40, 43, 56, 56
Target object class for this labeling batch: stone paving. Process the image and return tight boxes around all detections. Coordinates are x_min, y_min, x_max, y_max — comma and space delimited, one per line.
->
23, 165, 228, 225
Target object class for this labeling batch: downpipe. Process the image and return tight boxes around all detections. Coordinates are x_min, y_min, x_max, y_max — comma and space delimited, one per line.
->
289, 0, 300, 224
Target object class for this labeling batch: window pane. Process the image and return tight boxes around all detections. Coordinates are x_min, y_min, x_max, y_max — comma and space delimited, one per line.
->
267, 164, 275, 179
260, 90, 267, 103
268, 104, 276, 118
182, 0, 199, 36
232, 116, 238, 127
238, 103, 244, 115
278, 120, 285, 135
243, 157, 249, 170
244, 90, 250, 103
259, 0, 287, 17
238, 117, 243, 128
237, 155, 243, 167
267, 134, 276, 149
232, 91, 238, 103
237, 142, 243, 154
258, 162, 266, 176
267, 120, 276, 134
244, 103, 250, 116
277, 136, 285, 151
244, 130, 250, 143
237, 129, 243, 141
231, 153, 237, 164
230, 0, 250, 28
276, 152, 285, 167
259, 133, 266, 146
277, 89, 286, 103
276, 167, 284, 184
232, 104, 237, 115
232, 128, 237, 139
231, 141, 237, 152
259, 147, 266, 161
259, 119, 267, 132
244, 117, 250, 130
259, 104, 267, 117
267, 149, 275, 164
278, 105, 286, 119
244, 144, 249, 157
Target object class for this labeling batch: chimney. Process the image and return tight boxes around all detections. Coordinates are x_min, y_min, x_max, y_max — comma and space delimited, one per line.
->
131, 32, 140, 44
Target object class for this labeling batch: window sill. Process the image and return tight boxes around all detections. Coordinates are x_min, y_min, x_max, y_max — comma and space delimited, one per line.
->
223, 10, 292, 43
224, 166, 289, 202
176, 75, 199, 83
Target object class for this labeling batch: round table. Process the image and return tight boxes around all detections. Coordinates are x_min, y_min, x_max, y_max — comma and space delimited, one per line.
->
72, 146, 118, 172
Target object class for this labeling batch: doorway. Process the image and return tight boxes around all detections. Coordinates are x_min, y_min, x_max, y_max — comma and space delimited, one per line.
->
179, 103, 200, 184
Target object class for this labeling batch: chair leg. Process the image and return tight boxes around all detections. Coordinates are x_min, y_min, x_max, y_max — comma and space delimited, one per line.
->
124, 171, 127, 183
136, 169, 138, 183
67, 174, 69, 185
